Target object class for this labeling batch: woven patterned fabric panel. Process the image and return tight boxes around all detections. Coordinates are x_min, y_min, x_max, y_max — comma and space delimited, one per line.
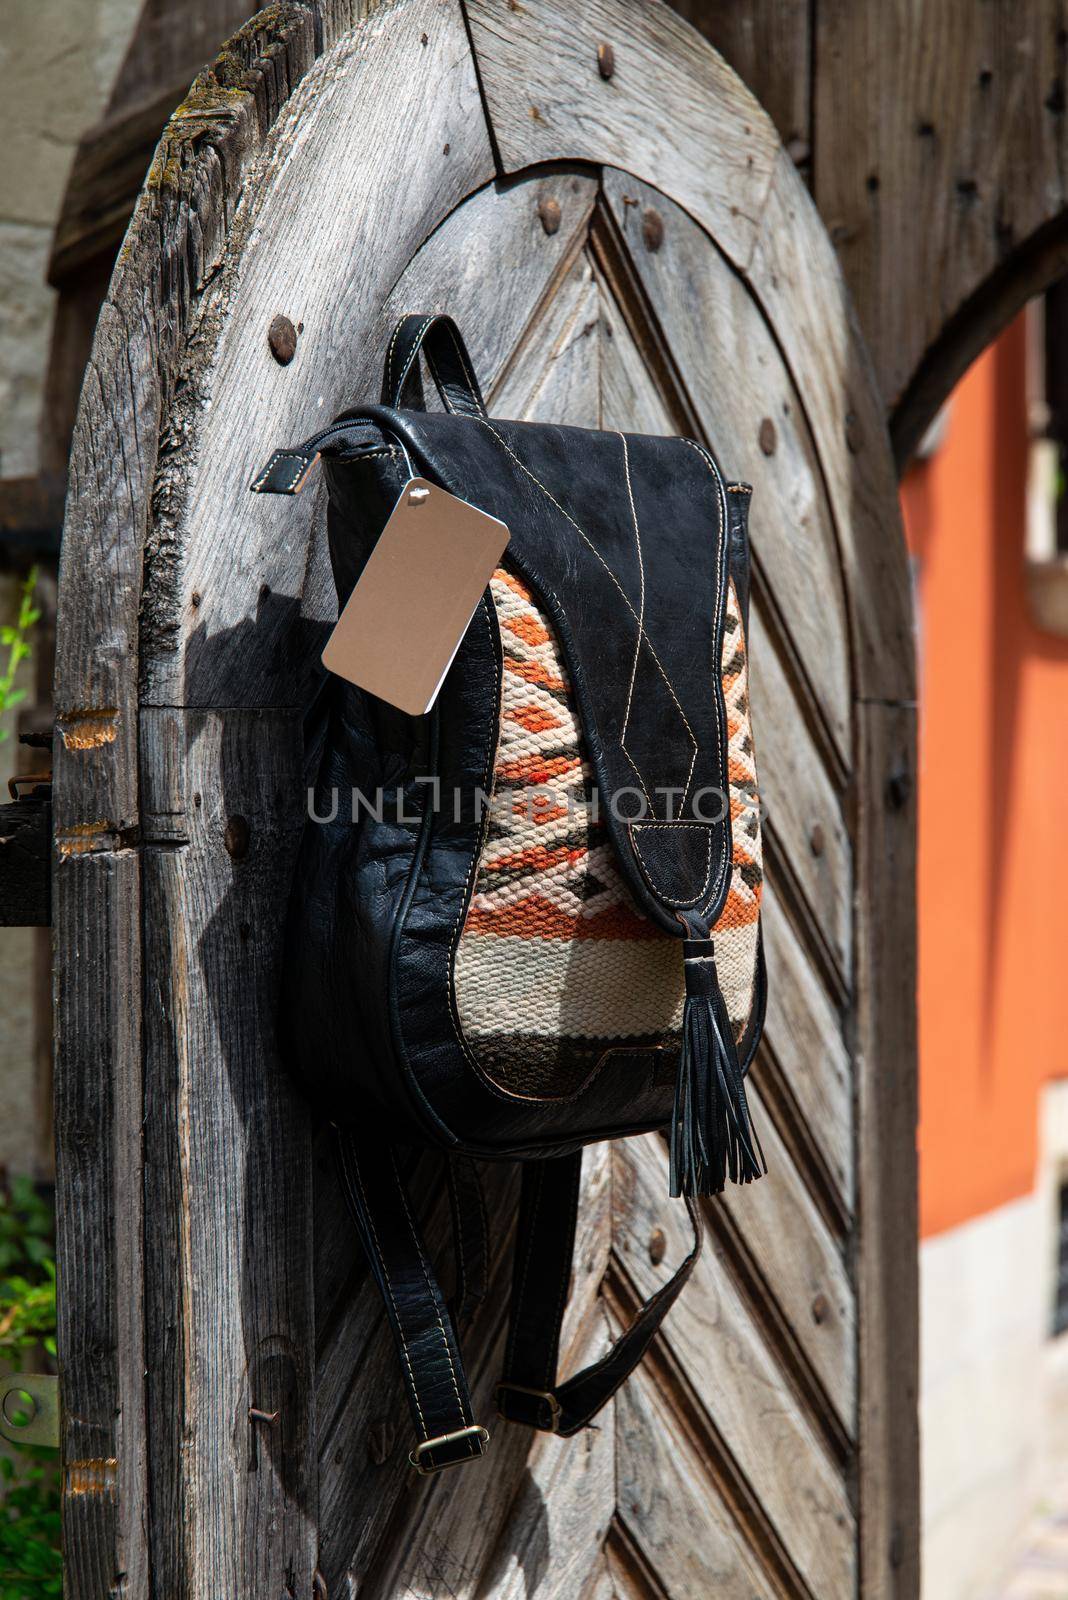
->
452, 569, 761, 1097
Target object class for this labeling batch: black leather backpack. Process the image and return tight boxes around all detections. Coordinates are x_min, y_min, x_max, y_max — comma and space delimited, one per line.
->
253, 314, 767, 1474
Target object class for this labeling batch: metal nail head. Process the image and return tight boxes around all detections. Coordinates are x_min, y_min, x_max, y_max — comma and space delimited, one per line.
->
267, 315, 298, 365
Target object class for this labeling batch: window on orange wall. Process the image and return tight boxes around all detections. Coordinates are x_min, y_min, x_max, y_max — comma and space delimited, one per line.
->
1054, 1179, 1068, 1337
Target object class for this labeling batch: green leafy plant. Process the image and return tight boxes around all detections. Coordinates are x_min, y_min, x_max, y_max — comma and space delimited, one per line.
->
0, 1176, 60, 1598
0, 570, 40, 745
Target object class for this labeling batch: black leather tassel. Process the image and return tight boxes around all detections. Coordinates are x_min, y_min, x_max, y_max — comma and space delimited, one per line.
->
669, 940, 766, 1199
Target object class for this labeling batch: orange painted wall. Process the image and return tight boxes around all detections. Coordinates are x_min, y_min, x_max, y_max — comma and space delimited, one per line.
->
901, 314, 1068, 1240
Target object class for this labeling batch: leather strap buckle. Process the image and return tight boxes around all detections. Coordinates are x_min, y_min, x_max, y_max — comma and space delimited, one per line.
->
495, 1382, 562, 1433
408, 1422, 489, 1475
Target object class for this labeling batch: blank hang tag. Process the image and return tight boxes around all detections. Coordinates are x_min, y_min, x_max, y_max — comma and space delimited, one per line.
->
322, 478, 510, 716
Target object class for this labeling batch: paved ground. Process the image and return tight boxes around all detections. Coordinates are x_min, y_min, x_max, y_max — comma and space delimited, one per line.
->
992, 1488, 1068, 1599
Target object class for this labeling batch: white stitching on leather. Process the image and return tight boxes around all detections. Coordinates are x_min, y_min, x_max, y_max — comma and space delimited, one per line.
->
681, 436, 731, 910
342, 1139, 430, 1439
388, 1147, 469, 1433
385, 313, 415, 400
251, 451, 308, 493
618, 434, 653, 809
629, 820, 715, 907
391, 314, 434, 408
444, 597, 512, 1091
617, 433, 698, 811
476, 418, 701, 822
441, 319, 485, 416
387, 316, 484, 417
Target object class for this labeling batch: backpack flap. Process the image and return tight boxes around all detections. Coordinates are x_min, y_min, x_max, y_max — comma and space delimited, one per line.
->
360, 405, 734, 933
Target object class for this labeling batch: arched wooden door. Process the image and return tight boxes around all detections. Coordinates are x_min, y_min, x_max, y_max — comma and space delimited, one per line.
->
53, 3, 917, 1598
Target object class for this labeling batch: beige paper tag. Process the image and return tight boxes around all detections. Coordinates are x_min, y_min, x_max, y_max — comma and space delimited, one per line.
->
321, 478, 510, 716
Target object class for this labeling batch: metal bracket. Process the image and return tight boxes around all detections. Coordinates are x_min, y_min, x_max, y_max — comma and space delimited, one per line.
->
0, 1373, 59, 1449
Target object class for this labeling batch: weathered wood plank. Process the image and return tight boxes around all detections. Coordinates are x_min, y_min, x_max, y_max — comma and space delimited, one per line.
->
812, 0, 1068, 458
53, 15, 328, 1590
614, 1135, 856, 1600
761, 881, 853, 1213
601, 166, 851, 769
56, 5, 321, 814
855, 699, 920, 1599
578, 1551, 624, 1600
148, 0, 496, 709
380, 1314, 615, 1600
55, 300, 157, 844
744, 149, 915, 706
615, 1363, 777, 1600
139, 706, 315, 1598
493, 249, 604, 428
465, 0, 780, 269
718, 1073, 856, 1436
559, 1140, 615, 1367
602, 1522, 671, 1600
595, 273, 681, 436
314, 1163, 517, 1593
53, 847, 147, 1600
392, 168, 600, 419
480, 1320, 615, 1600
668, 0, 812, 158
749, 596, 852, 984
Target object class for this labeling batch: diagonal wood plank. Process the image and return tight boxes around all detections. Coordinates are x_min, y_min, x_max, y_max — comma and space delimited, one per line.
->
594, 267, 682, 436
492, 247, 603, 428
385, 167, 600, 427
743, 149, 914, 705
465, 2, 913, 708
718, 1079, 856, 1436
749, 597, 852, 984
614, 1135, 855, 1600
761, 882, 853, 1213
592, 265, 853, 982
616, 1364, 782, 1600
600, 166, 851, 771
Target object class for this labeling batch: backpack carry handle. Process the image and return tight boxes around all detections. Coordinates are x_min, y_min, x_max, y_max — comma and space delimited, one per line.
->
381, 312, 488, 419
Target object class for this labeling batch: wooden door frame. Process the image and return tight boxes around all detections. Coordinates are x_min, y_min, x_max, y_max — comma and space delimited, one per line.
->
52, 2, 918, 1595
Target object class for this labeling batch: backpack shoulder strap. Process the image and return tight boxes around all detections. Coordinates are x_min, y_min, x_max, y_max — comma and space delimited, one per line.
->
335, 1130, 489, 1473
338, 1134, 702, 1470
496, 1154, 703, 1434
